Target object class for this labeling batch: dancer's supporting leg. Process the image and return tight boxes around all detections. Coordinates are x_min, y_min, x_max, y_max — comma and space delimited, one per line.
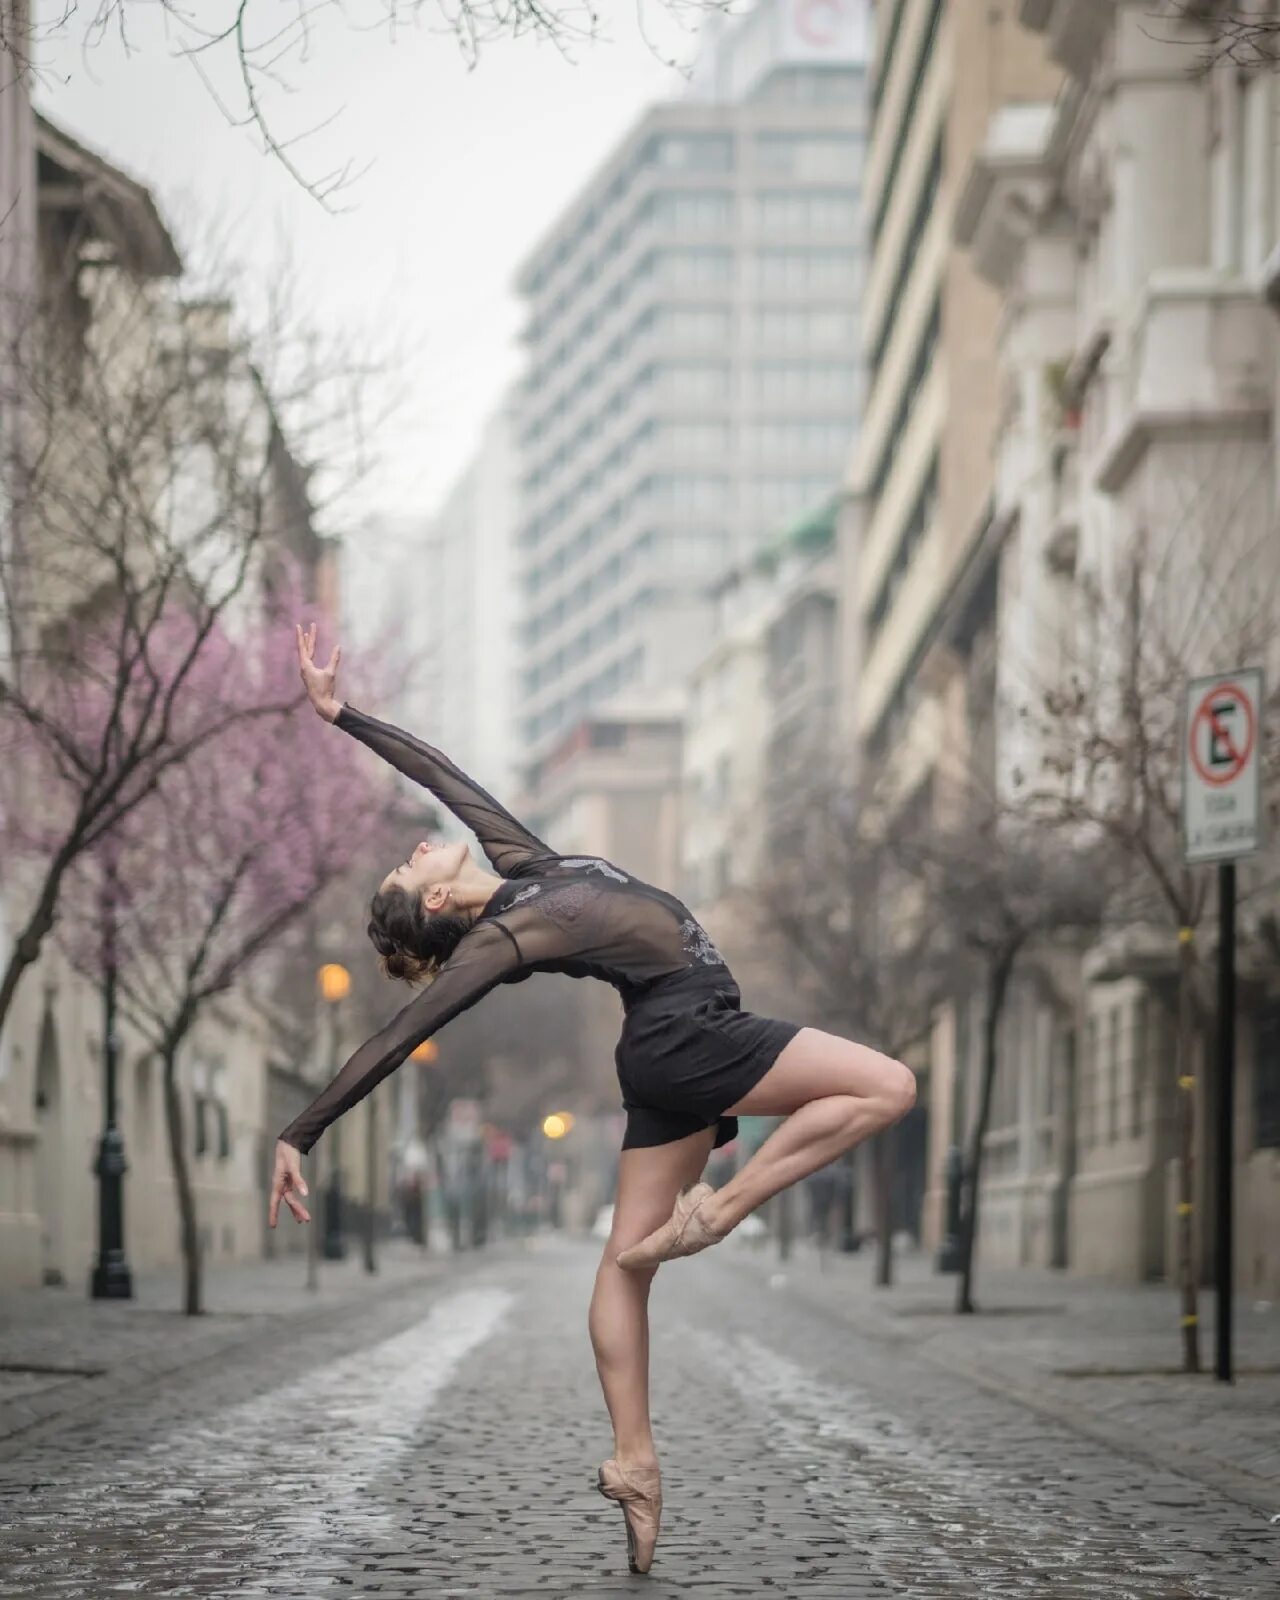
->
619, 1029, 914, 1268
589, 1125, 717, 1470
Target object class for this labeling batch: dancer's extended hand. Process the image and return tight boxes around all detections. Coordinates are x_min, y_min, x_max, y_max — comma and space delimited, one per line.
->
295, 621, 342, 722
269, 1140, 311, 1228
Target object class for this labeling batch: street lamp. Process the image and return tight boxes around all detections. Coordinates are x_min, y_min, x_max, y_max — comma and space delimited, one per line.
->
318, 962, 350, 1261
91, 843, 133, 1300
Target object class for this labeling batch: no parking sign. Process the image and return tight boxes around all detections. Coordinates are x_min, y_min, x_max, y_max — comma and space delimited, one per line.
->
1182, 668, 1264, 863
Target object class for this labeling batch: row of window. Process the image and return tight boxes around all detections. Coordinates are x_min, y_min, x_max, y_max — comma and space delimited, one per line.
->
524, 300, 864, 464
524, 468, 835, 595
529, 244, 860, 398
866, 293, 941, 506
524, 389, 850, 548
866, 452, 939, 639
522, 645, 647, 745
641, 188, 861, 234
528, 130, 862, 330
523, 302, 860, 469
871, 0, 944, 247
869, 130, 943, 382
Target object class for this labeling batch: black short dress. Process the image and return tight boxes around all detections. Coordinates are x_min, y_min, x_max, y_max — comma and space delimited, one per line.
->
278, 704, 801, 1159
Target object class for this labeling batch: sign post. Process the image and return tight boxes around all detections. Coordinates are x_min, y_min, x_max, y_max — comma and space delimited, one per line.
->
1182, 668, 1264, 1385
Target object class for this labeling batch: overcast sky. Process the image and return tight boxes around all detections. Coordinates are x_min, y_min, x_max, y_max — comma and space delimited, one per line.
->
32, 2, 727, 525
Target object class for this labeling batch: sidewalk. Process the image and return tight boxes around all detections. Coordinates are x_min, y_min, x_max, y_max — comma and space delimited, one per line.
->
0, 1235, 460, 1444
722, 1236, 1280, 1514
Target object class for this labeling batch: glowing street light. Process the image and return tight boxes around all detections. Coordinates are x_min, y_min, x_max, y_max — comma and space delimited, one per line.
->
542, 1113, 568, 1140
411, 1039, 439, 1063
318, 962, 351, 1003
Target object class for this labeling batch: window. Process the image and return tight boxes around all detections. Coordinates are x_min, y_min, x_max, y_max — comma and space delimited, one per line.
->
656, 420, 731, 458
869, 133, 943, 382
646, 473, 729, 514
866, 453, 939, 638
653, 362, 730, 405
752, 190, 860, 233
648, 190, 734, 230
756, 250, 859, 291
755, 307, 858, 346
653, 248, 733, 288
744, 420, 850, 460
646, 132, 734, 172
750, 362, 859, 405
872, 0, 944, 245
753, 132, 861, 179
652, 306, 732, 345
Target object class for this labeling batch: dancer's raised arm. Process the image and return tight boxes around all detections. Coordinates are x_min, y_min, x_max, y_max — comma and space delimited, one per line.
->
295, 622, 555, 876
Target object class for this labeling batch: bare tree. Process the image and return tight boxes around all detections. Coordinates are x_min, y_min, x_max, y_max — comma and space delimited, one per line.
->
902, 795, 1108, 1315
1155, 2, 1280, 71
56, 609, 378, 1313
0, 220, 375, 1055
1014, 474, 1280, 1366
3, 0, 736, 206
751, 773, 952, 1284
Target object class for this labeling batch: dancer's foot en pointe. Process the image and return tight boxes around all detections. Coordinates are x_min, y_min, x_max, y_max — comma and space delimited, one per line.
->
596, 1457, 662, 1573
615, 1181, 726, 1271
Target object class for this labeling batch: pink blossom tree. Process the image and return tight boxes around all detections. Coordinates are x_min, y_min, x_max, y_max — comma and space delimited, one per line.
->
56, 604, 380, 1313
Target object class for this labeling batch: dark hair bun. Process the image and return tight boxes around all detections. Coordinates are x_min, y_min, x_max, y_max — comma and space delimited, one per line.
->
366, 885, 472, 987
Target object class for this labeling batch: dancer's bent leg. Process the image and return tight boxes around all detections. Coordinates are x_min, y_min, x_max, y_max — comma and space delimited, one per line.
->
703, 1027, 915, 1237
589, 1126, 716, 1468
617, 1029, 914, 1270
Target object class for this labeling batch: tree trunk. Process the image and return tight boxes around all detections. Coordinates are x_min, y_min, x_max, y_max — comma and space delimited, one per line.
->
874, 1130, 894, 1287
0, 866, 65, 1044
162, 1047, 203, 1315
1176, 931, 1201, 1373
957, 952, 1014, 1315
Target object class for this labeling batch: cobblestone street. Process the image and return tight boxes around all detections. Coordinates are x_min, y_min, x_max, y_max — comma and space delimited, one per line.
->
2, 1236, 1278, 1597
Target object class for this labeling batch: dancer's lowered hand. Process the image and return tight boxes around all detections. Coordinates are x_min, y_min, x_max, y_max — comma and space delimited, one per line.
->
269, 1140, 311, 1228
295, 621, 342, 721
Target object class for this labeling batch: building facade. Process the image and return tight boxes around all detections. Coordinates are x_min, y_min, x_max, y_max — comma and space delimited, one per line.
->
513, 0, 871, 770
845, 0, 1057, 774
945, 0, 1280, 1292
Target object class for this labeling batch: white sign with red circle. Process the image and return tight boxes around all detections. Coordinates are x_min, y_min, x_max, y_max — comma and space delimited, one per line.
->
1183, 668, 1264, 863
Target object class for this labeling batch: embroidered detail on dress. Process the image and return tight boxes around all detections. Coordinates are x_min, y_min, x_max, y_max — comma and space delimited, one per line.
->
508, 884, 543, 906
680, 918, 725, 967
538, 881, 602, 930
559, 856, 629, 883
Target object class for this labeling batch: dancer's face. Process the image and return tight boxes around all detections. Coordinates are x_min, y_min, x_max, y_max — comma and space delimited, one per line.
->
380, 838, 471, 914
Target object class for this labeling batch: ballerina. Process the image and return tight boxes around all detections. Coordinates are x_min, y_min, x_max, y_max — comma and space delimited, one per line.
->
268, 623, 915, 1575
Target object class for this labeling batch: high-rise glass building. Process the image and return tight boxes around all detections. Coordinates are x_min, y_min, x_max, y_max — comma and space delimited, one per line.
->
513, 0, 872, 768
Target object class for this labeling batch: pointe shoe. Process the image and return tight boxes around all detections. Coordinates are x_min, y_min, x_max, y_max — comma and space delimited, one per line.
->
615, 1181, 725, 1271
596, 1457, 662, 1574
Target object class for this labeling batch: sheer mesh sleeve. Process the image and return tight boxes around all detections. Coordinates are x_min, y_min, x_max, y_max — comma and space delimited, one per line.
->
277, 920, 524, 1156
333, 702, 556, 876
275, 897, 596, 1156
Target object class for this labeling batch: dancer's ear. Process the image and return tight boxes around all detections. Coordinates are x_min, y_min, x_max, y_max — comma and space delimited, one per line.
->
422, 883, 453, 915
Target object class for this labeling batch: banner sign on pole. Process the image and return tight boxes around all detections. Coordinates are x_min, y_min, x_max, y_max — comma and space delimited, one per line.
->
1182, 669, 1264, 865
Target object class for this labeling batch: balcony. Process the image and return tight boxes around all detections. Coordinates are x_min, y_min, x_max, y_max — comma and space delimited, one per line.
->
1095, 272, 1274, 492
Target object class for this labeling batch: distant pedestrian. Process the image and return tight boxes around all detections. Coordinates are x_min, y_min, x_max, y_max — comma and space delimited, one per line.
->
269, 626, 916, 1576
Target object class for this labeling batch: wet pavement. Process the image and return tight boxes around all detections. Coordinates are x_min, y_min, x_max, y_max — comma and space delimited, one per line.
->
1, 1236, 1277, 1597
